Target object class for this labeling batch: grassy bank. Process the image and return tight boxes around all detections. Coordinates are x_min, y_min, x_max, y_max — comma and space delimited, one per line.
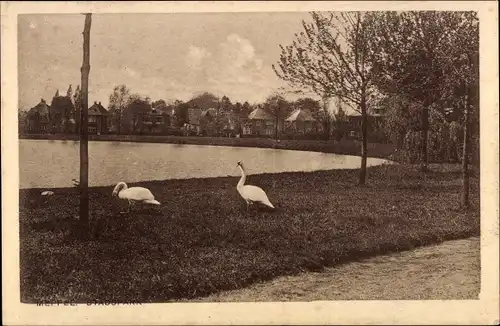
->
19, 133, 395, 159
19, 164, 479, 303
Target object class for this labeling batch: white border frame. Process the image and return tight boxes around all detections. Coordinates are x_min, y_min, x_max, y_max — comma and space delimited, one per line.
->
2, 1, 499, 325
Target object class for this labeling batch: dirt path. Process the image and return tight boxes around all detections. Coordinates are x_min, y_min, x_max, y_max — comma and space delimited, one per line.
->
192, 237, 480, 302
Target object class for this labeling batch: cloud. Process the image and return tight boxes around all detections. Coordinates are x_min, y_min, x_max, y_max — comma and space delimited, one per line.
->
123, 66, 138, 77
212, 33, 264, 79
183, 33, 280, 103
18, 13, 318, 111
220, 34, 258, 68
186, 46, 211, 70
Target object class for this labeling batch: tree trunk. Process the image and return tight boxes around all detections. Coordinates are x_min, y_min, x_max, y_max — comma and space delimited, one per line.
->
275, 116, 279, 140
117, 111, 121, 134
420, 105, 429, 172
324, 119, 330, 140
359, 100, 368, 185
322, 99, 331, 141
77, 13, 92, 240
461, 96, 470, 208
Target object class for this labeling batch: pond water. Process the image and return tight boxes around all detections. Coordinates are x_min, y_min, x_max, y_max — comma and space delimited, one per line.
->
19, 139, 391, 189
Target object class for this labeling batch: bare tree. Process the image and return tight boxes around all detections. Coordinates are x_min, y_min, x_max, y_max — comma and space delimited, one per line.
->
77, 13, 91, 240
273, 12, 378, 185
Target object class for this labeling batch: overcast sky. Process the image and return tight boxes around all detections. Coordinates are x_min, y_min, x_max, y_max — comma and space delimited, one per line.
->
18, 12, 321, 110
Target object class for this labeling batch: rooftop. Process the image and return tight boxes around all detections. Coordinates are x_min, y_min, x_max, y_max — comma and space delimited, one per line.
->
285, 108, 317, 122
201, 108, 218, 118
88, 102, 109, 116
248, 107, 273, 121
27, 99, 50, 117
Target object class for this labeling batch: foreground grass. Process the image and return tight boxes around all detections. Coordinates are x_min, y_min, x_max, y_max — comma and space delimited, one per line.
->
20, 133, 395, 159
19, 164, 479, 303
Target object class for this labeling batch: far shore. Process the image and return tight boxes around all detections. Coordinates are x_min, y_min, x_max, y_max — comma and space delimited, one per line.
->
19, 133, 395, 159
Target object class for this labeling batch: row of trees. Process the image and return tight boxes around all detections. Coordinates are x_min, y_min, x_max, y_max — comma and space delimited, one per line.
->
108, 87, 252, 134
273, 11, 479, 207
107, 85, 347, 139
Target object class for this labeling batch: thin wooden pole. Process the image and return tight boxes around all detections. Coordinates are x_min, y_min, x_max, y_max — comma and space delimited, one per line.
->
461, 96, 470, 208
78, 13, 92, 239
359, 96, 368, 185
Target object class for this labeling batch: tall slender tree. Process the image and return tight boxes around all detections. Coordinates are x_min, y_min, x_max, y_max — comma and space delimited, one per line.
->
241, 101, 252, 117
264, 93, 290, 140
108, 85, 132, 134
438, 12, 479, 207
273, 12, 378, 185
78, 13, 92, 239
125, 94, 151, 134
220, 95, 233, 112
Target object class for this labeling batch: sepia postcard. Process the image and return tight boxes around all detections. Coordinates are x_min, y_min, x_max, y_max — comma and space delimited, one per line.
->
2, 1, 499, 325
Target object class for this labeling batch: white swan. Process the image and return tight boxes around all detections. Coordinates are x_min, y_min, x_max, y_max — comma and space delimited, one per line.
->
112, 182, 161, 213
236, 161, 275, 210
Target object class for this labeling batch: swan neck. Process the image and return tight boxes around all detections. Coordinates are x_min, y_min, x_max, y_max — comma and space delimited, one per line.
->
117, 182, 127, 194
237, 166, 246, 188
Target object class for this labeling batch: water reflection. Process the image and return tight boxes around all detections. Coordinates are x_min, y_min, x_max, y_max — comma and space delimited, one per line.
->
19, 139, 390, 189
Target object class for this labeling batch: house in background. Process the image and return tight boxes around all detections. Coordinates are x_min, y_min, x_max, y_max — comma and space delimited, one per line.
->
25, 87, 110, 135
345, 106, 385, 140
221, 110, 242, 137
141, 107, 171, 134
242, 106, 275, 136
284, 108, 321, 135
25, 85, 77, 134
88, 101, 110, 134
26, 99, 51, 133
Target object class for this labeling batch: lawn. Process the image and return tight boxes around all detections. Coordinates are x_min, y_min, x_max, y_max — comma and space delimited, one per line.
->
19, 163, 480, 303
